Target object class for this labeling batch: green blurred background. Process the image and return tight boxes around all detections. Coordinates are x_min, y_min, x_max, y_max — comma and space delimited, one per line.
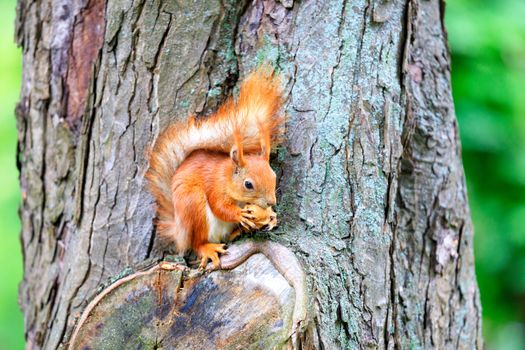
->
0, 0, 24, 349
447, 0, 525, 348
0, 0, 524, 348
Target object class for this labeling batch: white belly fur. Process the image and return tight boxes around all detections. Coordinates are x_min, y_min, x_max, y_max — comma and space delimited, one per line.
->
206, 202, 236, 243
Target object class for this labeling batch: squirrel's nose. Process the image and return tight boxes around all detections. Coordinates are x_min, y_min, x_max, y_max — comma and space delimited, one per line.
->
267, 197, 276, 207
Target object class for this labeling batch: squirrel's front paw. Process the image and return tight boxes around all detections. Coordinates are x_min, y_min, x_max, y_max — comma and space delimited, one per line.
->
240, 205, 259, 231
262, 207, 277, 231
239, 214, 258, 231
241, 204, 277, 232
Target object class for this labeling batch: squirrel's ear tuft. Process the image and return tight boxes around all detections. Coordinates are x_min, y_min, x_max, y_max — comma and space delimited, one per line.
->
230, 145, 246, 168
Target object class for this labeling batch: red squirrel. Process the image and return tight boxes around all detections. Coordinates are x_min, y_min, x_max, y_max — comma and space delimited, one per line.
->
146, 68, 284, 267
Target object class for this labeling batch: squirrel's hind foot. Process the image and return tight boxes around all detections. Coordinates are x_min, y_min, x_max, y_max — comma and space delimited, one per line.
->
197, 243, 227, 268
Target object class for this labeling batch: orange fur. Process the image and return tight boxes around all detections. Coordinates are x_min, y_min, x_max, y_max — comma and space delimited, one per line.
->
146, 67, 284, 266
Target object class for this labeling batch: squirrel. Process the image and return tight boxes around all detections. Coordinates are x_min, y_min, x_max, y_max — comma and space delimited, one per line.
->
146, 68, 285, 268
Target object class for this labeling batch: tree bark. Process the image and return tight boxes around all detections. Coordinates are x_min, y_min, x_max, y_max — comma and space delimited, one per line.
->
15, 0, 482, 349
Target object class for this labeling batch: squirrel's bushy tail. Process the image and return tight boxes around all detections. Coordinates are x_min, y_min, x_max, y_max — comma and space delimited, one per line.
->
146, 68, 284, 237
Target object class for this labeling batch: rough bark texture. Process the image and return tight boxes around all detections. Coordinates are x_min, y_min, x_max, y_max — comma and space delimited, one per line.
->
15, 0, 482, 349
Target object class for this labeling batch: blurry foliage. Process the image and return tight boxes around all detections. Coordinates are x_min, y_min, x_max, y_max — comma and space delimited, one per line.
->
447, 0, 525, 348
0, 0, 23, 349
0, 0, 523, 348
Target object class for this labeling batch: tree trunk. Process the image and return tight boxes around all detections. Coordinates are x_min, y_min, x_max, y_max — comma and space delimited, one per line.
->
15, 0, 482, 349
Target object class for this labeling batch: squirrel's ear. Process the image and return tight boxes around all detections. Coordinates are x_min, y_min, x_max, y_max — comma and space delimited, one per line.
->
259, 132, 271, 161
230, 145, 246, 168
260, 144, 270, 161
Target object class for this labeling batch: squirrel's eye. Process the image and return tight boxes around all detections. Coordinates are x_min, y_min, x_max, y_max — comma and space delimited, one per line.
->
244, 180, 254, 190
